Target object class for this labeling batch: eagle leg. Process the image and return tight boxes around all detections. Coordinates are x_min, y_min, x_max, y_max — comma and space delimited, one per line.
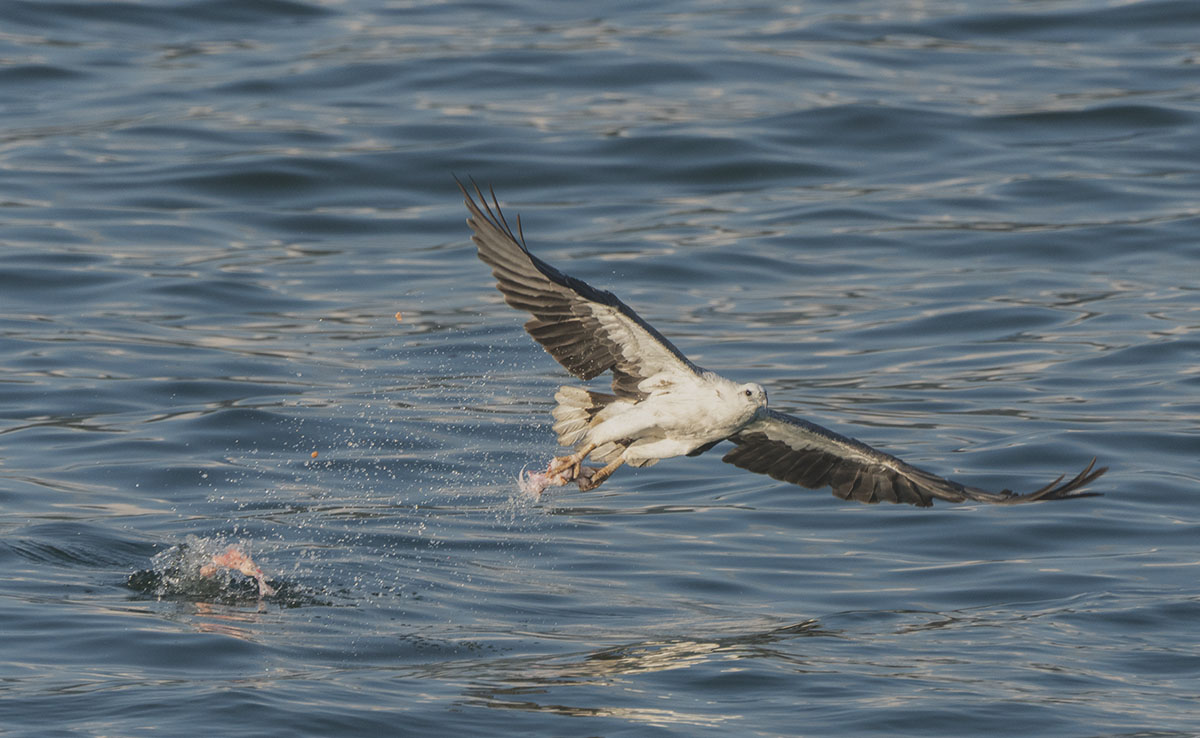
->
576, 457, 625, 492
547, 442, 597, 479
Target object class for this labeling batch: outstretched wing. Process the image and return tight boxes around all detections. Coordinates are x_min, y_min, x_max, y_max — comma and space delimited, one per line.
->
460, 178, 701, 398
723, 409, 1106, 507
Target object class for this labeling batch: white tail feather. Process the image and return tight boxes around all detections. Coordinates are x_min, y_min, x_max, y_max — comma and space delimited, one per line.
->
552, 386, 618, 448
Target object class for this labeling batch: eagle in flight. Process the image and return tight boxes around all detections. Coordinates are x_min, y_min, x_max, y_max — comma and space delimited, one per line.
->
458, 179, 1105, 506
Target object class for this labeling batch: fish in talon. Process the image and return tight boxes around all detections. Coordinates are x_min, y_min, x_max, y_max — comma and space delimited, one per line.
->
517, 459, 604, 496
518, 463, 572, 496
573, 465, 599, 490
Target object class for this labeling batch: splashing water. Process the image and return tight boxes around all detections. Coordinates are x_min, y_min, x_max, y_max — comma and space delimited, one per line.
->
128, 536, 277, 602
201, 545, 276, 597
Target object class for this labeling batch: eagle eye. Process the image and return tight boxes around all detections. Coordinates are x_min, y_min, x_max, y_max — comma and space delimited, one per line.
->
744, 388, 753, 398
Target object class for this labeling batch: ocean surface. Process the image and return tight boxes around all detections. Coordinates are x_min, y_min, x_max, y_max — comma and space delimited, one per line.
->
2, 0, 1198, 735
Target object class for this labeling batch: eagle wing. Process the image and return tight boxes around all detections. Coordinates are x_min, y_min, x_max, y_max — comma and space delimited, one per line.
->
460, 178, 702, 399
723, 409, 1106, 507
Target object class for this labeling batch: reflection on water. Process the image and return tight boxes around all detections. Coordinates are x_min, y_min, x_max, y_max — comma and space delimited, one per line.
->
469, 696, 738, 729
462, 620, 826, 728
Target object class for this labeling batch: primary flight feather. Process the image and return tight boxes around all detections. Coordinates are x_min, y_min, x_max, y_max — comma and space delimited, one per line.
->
458, 178, 1106, 506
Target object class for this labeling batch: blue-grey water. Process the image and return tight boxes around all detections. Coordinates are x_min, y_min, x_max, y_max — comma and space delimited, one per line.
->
2, 1, 1198, 735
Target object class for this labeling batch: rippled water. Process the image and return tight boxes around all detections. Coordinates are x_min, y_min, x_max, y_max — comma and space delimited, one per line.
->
2, 1, 1198, 736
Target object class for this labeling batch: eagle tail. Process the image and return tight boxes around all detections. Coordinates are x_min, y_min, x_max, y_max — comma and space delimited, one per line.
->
551, 386, 620, 447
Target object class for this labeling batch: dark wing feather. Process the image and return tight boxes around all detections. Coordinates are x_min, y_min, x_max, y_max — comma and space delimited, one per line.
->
459, 178, 701, 398
723, 409, 1106, 507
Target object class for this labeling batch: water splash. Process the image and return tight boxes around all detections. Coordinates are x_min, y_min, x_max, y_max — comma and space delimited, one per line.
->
127, 535, 279, 604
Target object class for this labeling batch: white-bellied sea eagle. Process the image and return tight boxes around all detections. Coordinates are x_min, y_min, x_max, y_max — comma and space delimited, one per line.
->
459, 179, 1106, 506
